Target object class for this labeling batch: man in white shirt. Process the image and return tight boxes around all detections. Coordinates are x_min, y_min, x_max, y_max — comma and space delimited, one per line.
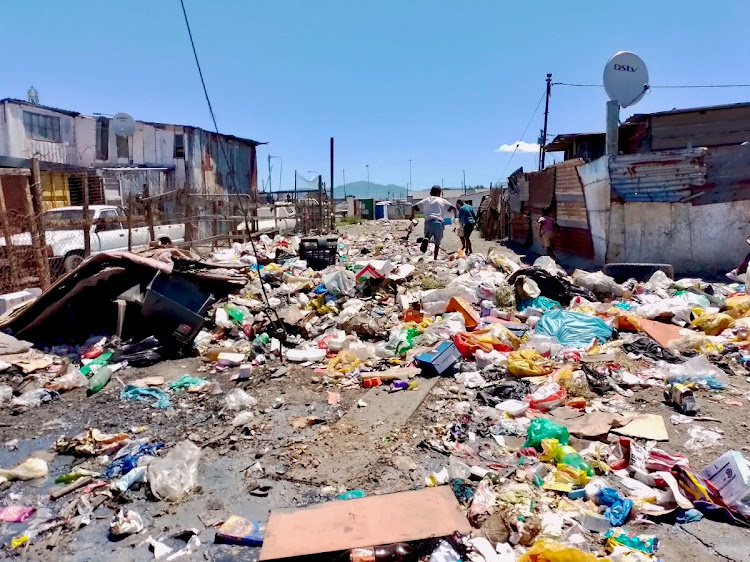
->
410, 185, 456, 259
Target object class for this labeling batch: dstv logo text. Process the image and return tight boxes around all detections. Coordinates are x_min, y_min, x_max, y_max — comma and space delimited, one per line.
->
613, 64, 638, 72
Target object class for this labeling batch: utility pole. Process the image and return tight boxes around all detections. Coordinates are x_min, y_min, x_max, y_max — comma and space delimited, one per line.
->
343, 169, 347, 198
540, 73, 552, 170
330, 137, 334, 230
294, 169, 297, 200
366, 164, 370, 197
267, 153, 272, 192
408, 159, 412, 201
462, 170, 466, 194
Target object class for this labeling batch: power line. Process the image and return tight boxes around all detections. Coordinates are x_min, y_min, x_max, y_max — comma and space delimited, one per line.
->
553, 82, 750, 89
501, 91, 546, 176
179, 0, 272, 307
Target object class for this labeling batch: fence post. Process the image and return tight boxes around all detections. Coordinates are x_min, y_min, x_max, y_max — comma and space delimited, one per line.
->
29, 160, 50, 288
0, 178, 18, 289
82, 174, 91, 258
23, 175, 50, 289
127, 193, 133, 252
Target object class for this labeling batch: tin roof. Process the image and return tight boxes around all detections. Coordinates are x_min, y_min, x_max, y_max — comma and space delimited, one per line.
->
0, 98, 81, 117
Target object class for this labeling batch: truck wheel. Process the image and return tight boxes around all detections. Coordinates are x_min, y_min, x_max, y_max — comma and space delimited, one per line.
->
63, 252, 85, 273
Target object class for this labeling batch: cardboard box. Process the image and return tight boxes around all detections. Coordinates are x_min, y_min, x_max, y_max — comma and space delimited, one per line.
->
700, 450, 750, 508
415, 341, 461, 377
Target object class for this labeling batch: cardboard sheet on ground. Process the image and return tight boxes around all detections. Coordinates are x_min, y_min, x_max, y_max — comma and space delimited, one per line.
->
560, 412, 631, 439
612, 413, 669, 441
259, 487, 470, 560
638, 318, 683, 349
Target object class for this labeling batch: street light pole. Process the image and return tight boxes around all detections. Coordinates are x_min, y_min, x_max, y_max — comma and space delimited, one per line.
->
462, 170, 466, 194
366, 164, 370, 197
408, 159, 412, 201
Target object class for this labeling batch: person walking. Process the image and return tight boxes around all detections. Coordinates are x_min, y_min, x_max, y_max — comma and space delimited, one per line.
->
411, 185, 455, 260
456, 199, 477, 255
538, 206, 558, 261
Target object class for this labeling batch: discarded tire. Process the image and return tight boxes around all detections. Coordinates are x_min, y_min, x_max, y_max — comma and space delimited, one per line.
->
603, 263, 674, 283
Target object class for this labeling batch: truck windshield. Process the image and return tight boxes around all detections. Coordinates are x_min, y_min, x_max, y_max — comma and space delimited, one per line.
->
44, 209, 96, 230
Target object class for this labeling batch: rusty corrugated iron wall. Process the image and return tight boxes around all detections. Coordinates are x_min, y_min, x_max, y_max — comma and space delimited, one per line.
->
186, 128, 258, 197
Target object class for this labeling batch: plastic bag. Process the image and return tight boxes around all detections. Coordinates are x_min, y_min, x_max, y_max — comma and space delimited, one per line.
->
598, 487, 633, 526
488, 249, 521, 275
645, 270, 672, 291
507, 349, 555, 377
518, 538, 609, 562
573, 270, 624, 297
323, 269, 356, 296
667, 354, 728, 389
169, 375, 209, 392
691, 312, 735, 336
454, 327, 519, 358
0, 458, 48, 482
523, 418, 570, 448
148, 441, 201, 502
516, 276, 541, 299
121, 385, 171, 409
467, 479, 497, 526
416, 313, 465, 345
527, 382, 567, 412
725, 294, 750, 316
534, 256, 566, 277
535, 309, 612, 348
684, 426, 723, 450
612, 310, 642, 332
0, 384, 11, 404
518, 296, 562, 313
224, 388, 258, 411
522, 334, 563, 356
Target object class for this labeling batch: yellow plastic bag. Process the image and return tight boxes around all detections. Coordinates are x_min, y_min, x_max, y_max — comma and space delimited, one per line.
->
519, 538, 612, 562
609, 309, 643, 332
691, 312, 735, 336
507, 349, 554, 377
726, 294, 750, 316
327, 351, 361, 375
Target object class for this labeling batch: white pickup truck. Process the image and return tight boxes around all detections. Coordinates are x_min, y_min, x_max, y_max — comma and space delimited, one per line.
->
0, 205, 185, 273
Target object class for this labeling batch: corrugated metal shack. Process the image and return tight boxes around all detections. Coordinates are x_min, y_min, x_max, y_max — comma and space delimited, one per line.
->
508, 160, 594, 261
541, 102, 750, 274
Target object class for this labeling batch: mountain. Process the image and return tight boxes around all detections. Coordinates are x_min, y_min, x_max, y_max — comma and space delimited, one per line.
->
333, 181, 407, 200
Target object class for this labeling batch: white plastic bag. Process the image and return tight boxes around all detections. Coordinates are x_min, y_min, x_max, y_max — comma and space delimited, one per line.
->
324, 270, 356, 295
573, 270, 624, 297
148, 441, 201, 502
415, 313, 465, 345
534, 256, 566, 277
645, 270, 672, 291
684, 427, 723, 450
0, 384, 12, 404
224, 388, 258, 411
0, 457, 48, 482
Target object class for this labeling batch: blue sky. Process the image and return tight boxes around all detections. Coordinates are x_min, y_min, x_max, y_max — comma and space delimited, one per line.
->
3, 1, 749, 191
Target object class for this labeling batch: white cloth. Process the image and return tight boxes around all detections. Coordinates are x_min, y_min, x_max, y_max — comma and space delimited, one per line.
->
416, 196, 453, 221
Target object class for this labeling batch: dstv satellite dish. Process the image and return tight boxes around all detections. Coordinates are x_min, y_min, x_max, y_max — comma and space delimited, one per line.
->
112, 112, 136, 137
603, 51, 649, 108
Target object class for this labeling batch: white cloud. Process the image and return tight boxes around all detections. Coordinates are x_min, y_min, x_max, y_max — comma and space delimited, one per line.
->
496, 141, 540, 154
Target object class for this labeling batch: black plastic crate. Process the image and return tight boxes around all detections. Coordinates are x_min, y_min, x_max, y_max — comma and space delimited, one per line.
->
299, 236, 338, 270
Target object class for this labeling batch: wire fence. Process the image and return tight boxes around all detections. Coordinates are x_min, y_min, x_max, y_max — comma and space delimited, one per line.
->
0, 166, 336, 295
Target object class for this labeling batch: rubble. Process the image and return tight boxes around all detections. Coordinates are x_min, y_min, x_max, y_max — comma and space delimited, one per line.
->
2, 225, 750, 560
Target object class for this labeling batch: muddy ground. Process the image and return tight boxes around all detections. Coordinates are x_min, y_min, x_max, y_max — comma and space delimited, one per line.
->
1, 220, 750, 561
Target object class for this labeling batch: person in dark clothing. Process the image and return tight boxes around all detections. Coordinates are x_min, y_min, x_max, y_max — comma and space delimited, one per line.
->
456, 199, 477, 255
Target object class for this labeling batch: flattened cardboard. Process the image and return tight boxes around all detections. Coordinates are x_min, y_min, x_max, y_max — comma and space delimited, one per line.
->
612, 413, 669, 441
259, 487, 470, 560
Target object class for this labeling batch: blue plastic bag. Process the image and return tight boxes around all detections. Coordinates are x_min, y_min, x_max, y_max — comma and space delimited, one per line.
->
535, 309, 612, 348
121, 385, 172, 409
518, 296, 562, 312
598, 487, 633, 526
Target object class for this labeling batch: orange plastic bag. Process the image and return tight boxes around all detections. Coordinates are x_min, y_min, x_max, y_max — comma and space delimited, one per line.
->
611, 310, 642, 332
454, 327, 517, 358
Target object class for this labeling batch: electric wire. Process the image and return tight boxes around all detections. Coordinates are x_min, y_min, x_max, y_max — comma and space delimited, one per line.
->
178, 0, 272, 307
553, 82, 750, 89
501, 91, 546, 176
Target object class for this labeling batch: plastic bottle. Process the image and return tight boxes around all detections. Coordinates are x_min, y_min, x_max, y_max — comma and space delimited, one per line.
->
87, 366, 113, 395
664, 382, 700, 415
553, 445, 594, 476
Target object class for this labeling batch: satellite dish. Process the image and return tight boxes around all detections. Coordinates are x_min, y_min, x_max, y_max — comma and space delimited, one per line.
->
112, 112, 136, 137
603, 51, 649, 108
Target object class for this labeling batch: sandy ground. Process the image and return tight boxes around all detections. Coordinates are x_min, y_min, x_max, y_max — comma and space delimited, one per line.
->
0, 221, 748, 561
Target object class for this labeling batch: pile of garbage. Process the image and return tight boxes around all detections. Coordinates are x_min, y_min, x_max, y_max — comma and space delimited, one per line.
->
2, 229, 750, 560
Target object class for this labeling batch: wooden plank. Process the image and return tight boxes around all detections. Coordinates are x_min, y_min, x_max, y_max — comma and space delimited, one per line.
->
0, 168, 31, 176
259, 487, 471, 561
